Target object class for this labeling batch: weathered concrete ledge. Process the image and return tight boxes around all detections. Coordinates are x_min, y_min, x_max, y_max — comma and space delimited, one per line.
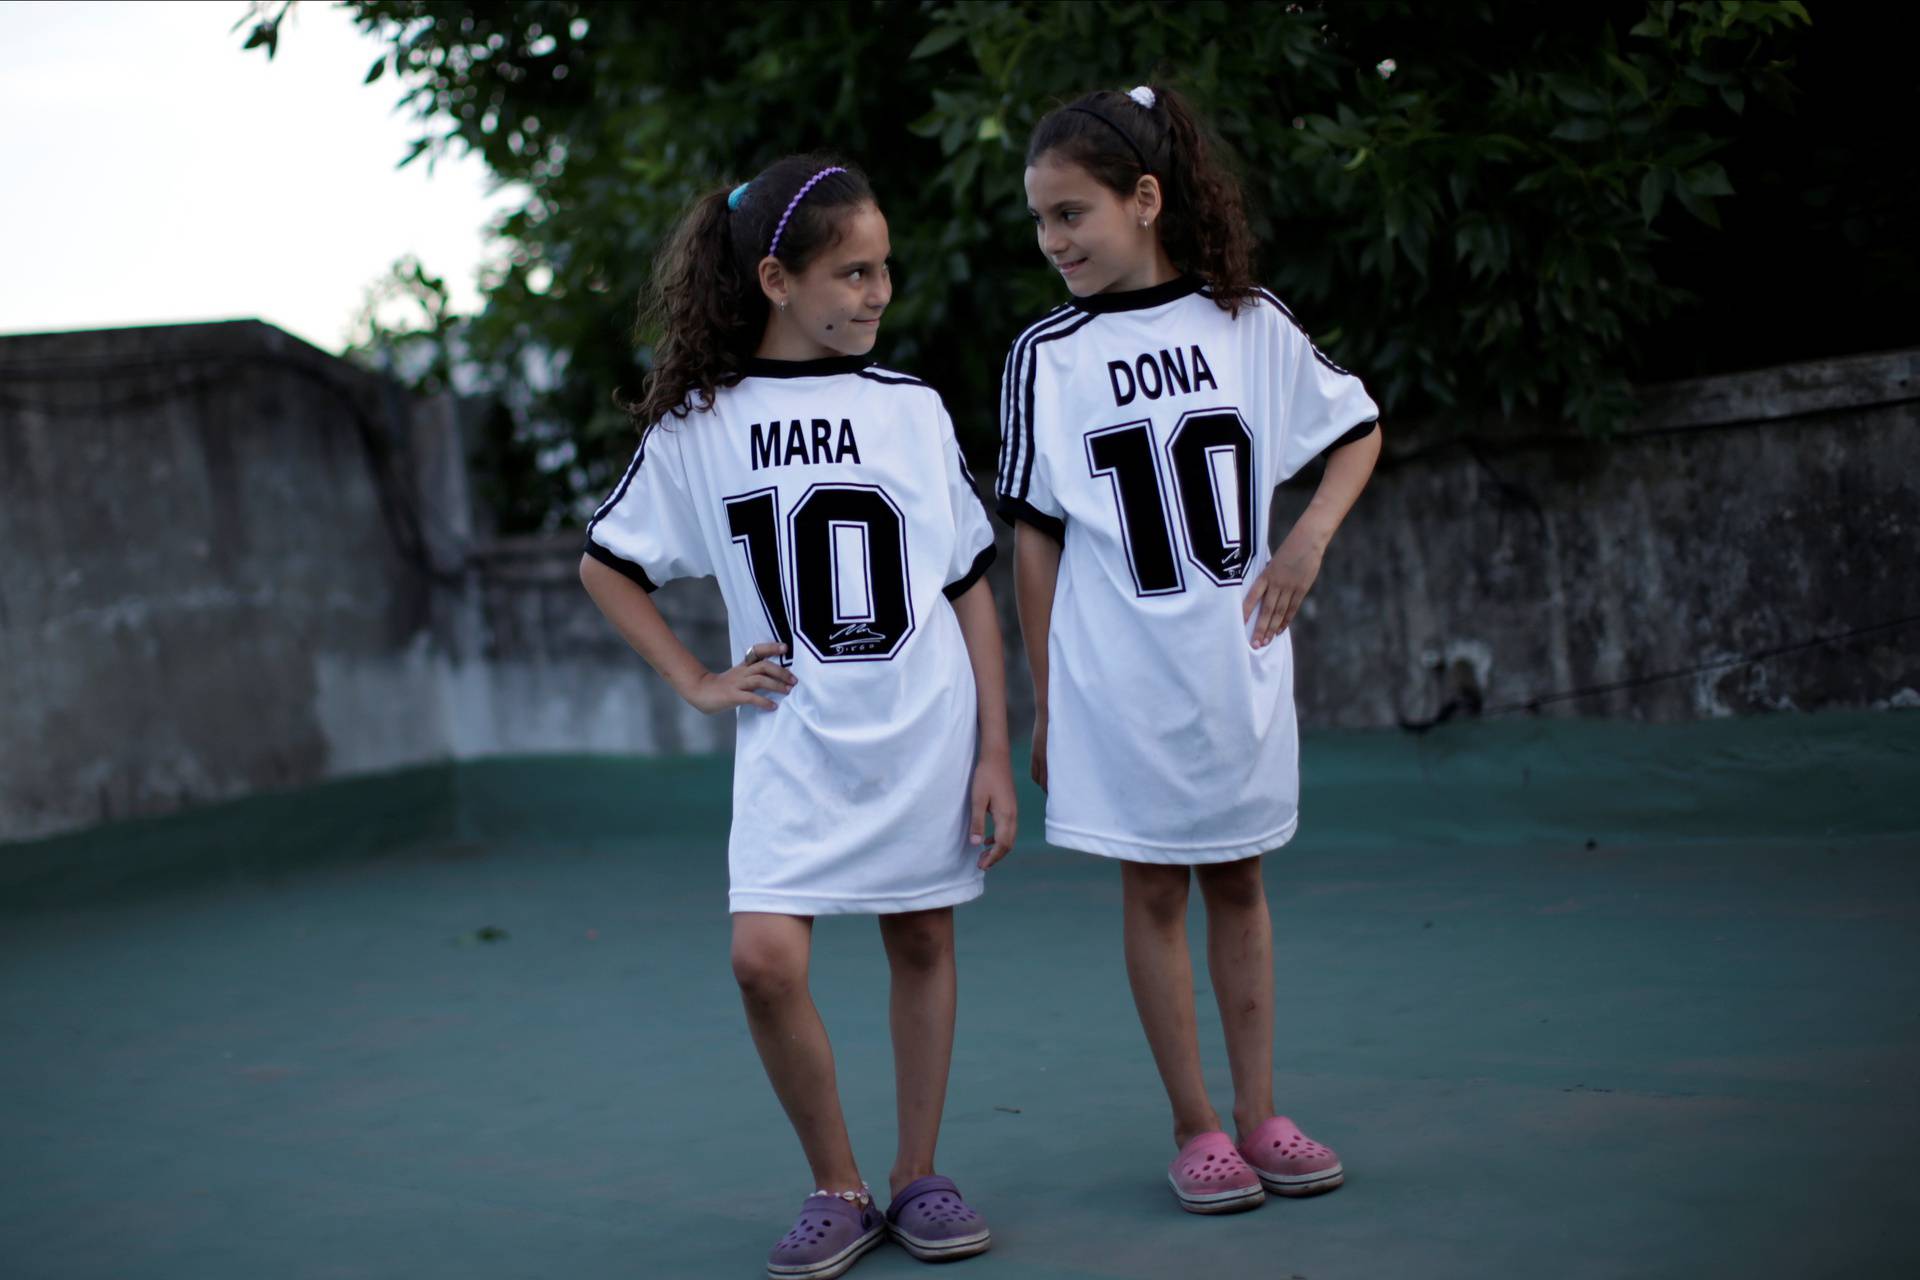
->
1282, 347, 1917, 726
3, 322, 1913, 842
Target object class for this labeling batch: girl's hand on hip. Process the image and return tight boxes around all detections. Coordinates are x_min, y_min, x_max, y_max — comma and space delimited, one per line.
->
971, 755, 1018, 869
1244, 532, 1324, 648
685, 642, 796, 713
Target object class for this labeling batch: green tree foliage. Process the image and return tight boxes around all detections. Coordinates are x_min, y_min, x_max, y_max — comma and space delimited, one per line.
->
241, 0, 1807, 531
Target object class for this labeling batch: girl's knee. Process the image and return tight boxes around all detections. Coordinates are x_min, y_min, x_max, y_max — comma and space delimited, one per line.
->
1123, 863, 1191, 924
880, 909, 953, 972
1196, 857, 1266, 912
731, 929, 807, 1003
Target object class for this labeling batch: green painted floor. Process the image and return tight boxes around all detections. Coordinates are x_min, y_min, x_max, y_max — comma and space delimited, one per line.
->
3, 713, 1918, 1279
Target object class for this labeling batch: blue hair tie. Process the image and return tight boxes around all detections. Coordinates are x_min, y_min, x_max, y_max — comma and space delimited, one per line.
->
727, 183, 750, 210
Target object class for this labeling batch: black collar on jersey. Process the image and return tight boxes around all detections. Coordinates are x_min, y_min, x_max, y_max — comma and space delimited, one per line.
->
1068, 274, 1204, 314
738, 354, 875, 379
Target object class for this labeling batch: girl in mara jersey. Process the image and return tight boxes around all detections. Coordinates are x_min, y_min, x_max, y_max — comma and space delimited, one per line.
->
582, 155, 1014, 1277
997, 87, 1382, 1214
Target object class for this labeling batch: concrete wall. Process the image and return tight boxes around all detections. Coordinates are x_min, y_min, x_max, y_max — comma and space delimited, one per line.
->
2, 323, 435, 841
1285, 349, 1919, 726
0, 321, 736, 844
3, 322, 1913, 844
446, 348, 1919, 740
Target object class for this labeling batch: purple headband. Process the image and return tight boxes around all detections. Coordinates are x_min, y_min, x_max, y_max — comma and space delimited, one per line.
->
768, 166, 847, 258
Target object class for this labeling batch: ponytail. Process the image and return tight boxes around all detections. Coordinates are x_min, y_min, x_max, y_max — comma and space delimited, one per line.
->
627, 186, 758, 429
624, 154, 875, 429
1027, 84, 1258, 315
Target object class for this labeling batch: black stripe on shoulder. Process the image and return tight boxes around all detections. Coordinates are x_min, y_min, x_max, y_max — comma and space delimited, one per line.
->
586, 423, 659, 532
583, 538, 659, 592
942, 543, 996, 600
996, 497, 1066, 545
1252, 287, 1357, 378
996, 343, 1021, 496
999, 306, 1094, 497
998, 305, 1081, 496
1015, 310, 1097, 498
1007, 301, 1075, 347
856, 368, 931, 388
954, 447, 983, 493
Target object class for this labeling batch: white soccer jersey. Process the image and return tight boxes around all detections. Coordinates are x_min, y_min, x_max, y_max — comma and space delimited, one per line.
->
997, 278, 1378, 863
587, 355, 998, 914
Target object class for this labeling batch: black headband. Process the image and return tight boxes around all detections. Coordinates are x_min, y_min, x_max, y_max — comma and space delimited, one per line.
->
1066, 105, 1151, 173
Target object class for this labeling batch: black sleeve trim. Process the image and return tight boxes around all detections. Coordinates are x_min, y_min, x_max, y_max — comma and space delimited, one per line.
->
584, 538, 659, 592
995, 497, 1065, 545
943, 544, 997, 600
1325, 419, 1380, 454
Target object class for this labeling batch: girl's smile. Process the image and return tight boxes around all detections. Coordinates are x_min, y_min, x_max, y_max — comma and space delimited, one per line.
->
758, 201, 894, 361
1024, 152, 1176, 297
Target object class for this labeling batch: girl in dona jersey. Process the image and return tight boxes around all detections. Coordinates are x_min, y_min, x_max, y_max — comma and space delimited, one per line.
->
581, 155, 1014, 1278
997, 87, 1382, 1214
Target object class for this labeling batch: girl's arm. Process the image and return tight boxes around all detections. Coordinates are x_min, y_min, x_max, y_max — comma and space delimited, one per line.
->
1012, 525, 1063, 792
579, 555, 796, 713
1245, 423, 1383, 648
950, 577, 1017, 868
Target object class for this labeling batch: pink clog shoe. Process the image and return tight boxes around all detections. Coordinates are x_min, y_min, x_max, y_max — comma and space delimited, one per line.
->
1167, 1131, 1266, 1214
1237, 1115, 1344, 1196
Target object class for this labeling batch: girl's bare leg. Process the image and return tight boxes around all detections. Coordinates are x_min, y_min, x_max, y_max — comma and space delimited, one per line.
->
1121, 861, 1224, 1146
732, 912, 864, 1193
1194, 856, 1276, 1140
878, 907, 957, 1199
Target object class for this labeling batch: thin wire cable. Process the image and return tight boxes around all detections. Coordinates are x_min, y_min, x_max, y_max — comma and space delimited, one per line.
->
1399, 614, 1920, 731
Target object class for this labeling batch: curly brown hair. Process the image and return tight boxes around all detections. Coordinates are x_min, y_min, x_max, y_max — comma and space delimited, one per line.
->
1026, 86, 1257, 315
624, 154, 875, 430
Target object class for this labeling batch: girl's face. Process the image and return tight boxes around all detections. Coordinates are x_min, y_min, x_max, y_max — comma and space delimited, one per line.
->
1024, 152, 1168, 296
760, 202, 893, 360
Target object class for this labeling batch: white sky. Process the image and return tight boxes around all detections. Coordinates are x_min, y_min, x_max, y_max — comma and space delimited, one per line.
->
0, 0, 518, 352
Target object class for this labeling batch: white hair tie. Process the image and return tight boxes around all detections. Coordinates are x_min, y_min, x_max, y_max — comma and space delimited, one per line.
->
1126, 85, 1156, 110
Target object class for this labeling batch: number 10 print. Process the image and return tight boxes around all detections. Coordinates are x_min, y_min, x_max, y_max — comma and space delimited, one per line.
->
1085, 408, 1255, 597
724, 483, 915, 663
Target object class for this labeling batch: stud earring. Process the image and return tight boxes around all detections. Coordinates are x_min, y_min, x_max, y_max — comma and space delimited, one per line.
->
1139, 218, 1149, 228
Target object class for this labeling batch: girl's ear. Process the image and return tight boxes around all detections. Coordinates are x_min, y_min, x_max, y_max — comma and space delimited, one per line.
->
757, 256, 790, 308
1133, 174, 1166, 230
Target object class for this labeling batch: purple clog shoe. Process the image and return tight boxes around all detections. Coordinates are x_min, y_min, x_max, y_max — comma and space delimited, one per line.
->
766, 1188, 886, 1280
885, 1175, 991, 1262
